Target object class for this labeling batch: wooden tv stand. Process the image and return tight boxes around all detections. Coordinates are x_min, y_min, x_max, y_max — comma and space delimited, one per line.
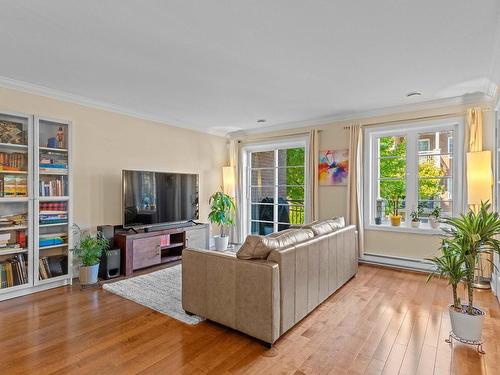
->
115, 223, 209, 276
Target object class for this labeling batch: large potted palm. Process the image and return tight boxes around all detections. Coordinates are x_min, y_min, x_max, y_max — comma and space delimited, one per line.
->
208, 191, 235, 251
428, 202, 500, 343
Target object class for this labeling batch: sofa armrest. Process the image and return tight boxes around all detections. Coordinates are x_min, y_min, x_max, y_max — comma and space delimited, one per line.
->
182, 248, 280, 344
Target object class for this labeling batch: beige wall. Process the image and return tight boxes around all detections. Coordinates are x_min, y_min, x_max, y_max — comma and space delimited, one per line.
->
235, 101, 495, 260
0, 87, 227, 231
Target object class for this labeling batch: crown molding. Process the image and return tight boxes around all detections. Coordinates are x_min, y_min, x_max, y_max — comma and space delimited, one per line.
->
228, 92, 496, 139
0, 75, 226, 137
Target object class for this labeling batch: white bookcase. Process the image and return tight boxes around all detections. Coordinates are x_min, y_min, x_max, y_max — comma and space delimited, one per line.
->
0, 112, 72, 301
494, 107, 500, 301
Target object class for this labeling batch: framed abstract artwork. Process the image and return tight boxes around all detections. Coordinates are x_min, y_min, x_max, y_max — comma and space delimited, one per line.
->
319, 149, 349, 185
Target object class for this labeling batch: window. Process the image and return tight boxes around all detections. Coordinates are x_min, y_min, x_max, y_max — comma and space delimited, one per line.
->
242, 139, 307, 236
364, 118, 464, 230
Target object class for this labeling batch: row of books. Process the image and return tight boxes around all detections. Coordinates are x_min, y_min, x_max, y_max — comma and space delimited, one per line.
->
39, 255, 67, 280
39, 232, 67, 247
0, 152, 27, 171
39, 179, 66, 196
0, 233, 10, 247
40, 152, 67, 173
0, 254, 28, 288
40, 211, 68, 225
0, 175, 28, 197
40, 202, 66, 211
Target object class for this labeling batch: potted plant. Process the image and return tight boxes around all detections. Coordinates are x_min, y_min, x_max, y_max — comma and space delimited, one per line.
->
389, 194, 402, 226
72, 226, 109, 285
428, 202, 500, 343
410, 205, 424, 228
208, 191, 235, 251
429, 206, 441, 229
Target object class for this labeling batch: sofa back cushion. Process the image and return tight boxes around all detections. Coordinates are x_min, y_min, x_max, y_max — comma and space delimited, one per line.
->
236, 229, 314, 260
304, 217, 345, 236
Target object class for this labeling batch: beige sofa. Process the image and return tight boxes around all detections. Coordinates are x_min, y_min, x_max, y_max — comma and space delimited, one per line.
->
182, 220, 358, 345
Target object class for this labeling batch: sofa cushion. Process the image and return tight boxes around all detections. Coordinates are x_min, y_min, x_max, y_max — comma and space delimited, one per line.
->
305, 217, 345, 236
236, 229, 314, 260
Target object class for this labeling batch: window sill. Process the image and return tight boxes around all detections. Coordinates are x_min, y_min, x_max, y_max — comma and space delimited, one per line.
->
365, 223, 445, 235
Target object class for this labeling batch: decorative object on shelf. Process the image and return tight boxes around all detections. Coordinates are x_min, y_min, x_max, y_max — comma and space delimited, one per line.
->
72, 225, 109, 286
429, 206, 441, 229
56, 126, 65, 149
319, 149, 349, 186
410, 204, 424, 228
427, 201, 500, 353
208, 190, 235, 251
375, 199, 385, 225
0, 121, 25, 144
389, 194, 402, 226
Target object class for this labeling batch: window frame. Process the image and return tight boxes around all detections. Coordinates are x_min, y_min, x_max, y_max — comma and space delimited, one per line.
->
363, 117, 465, 233
240, 136, 309, 237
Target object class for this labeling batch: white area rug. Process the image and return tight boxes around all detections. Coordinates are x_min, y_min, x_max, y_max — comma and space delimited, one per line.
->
102, 264, 204, 325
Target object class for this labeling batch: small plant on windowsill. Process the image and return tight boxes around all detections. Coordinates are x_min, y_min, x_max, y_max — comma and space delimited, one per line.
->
389, 195, 402, 226
429, 206, 442, 229
410, 205, 424, 228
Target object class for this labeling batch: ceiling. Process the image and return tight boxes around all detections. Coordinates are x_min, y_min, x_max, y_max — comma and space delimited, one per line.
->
1, 1, 499, 136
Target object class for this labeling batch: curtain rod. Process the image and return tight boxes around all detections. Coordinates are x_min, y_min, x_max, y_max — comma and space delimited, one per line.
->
342, 107, 492, 130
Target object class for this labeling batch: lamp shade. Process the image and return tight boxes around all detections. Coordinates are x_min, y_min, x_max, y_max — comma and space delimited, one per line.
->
467, 151, 492, 206
222, 166, 236, 197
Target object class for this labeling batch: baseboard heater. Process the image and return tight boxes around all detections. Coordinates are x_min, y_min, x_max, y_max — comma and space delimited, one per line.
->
359, 253, 435, 273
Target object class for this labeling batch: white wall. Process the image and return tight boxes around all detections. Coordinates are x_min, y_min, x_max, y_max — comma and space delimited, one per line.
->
0, 86, 228, 232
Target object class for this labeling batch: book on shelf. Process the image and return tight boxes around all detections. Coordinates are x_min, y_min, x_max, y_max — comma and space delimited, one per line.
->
0, 152, 27, 171
0, 253, 28, 288
0, 213, 28, 227
40, 202, 66, 211
38, 255, 67, 280
1, 175, 27, 197
39, 232, 67, 247
39, 179, 65, 196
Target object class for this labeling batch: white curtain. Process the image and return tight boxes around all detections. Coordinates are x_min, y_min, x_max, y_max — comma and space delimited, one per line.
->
228, 139, 243, 243
308, 129, 319, 222
346, 125, 364, 257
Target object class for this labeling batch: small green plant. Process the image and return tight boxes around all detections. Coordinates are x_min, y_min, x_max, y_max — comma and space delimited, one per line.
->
390, 194, 402, 216
430, 206, 442, 219
208, 191, 235, 237
410, 205, 424, 222
72, 226, 109, 267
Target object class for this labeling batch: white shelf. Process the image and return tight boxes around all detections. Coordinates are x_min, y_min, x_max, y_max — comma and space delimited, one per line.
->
0, 197, 29, 203
0, 225, 28, 231
37, 274, 70, 285
0, 248, 29, 256
0, 142, 28, 150
39, 147, 68, 153
38, 243, 68, 250
38, 196, 69, 202
39, 222, 68, 228
39, 170, 68, 175
0, 170, 28, 174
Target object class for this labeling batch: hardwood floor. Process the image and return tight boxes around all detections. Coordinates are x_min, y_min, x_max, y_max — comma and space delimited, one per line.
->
1, 264, 499, 375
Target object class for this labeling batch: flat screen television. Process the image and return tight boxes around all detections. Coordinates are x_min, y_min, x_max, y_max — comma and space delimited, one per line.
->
122, 170, 199, 228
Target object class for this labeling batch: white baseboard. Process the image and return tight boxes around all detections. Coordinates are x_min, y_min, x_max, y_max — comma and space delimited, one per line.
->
360, 253, 434, 273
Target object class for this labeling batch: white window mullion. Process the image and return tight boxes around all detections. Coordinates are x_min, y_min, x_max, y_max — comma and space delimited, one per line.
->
273, 149, 279, 232
406, 131, 418, 217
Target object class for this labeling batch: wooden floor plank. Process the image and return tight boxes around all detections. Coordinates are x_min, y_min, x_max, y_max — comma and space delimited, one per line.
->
0, 264, 498, 375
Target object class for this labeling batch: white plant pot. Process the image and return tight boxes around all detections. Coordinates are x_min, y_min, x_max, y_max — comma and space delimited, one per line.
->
411, 221, 420, 228
449, 305, 485, 342
79, 264, 99, 285
429, 217, 440, 229
214, 235, 229, 251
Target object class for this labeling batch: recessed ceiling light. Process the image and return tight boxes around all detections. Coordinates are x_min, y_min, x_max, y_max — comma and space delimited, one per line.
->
257, 119, 267, 124
406, 91, 422, 97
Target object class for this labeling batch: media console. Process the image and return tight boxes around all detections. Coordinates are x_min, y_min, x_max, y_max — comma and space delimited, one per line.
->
115, 223, 209, 276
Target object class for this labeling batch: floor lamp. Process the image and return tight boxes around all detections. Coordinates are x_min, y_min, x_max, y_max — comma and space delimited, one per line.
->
466, 151, 493, 289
